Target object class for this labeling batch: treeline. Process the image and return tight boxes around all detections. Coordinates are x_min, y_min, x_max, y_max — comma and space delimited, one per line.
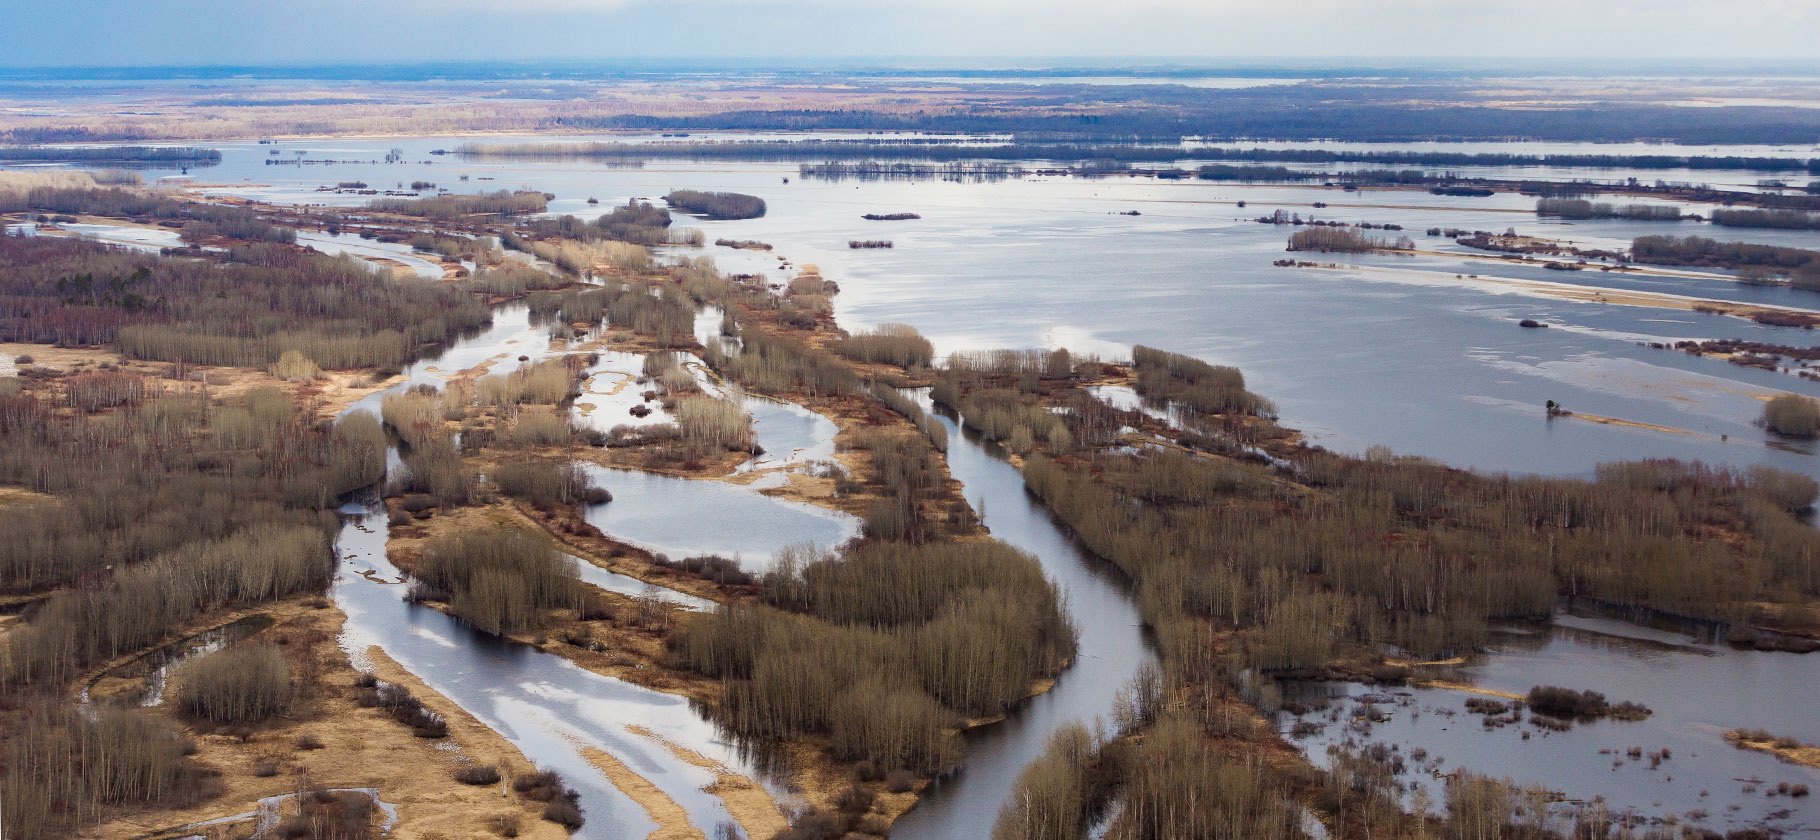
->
0, 234, 491, 368
464, 140, 1193, 164
0, 186, 293, 243
1710, 207, 1820, 231
662, 190, 766, 220
1197, 164, 1316, 182
369, 189, 548, 220
671, 541, 1074, 775
1199, 146, 1816, 174
582, 99, 1820, 145
798, 162, 1022, 182
1536, 198, 1683, 221
1630, 234, 1820, 272
454, 140, 1820, 173
0, 146, 221, 164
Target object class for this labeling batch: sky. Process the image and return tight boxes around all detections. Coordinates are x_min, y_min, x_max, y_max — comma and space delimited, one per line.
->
7, 0, 1820, 68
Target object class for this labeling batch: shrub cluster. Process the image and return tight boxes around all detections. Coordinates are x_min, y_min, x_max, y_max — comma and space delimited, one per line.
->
832, 323, 934, 368
175, 643, 294, 724
409, 527, 582, 635
671, 541, 1075, 775
663, 190, 766, 220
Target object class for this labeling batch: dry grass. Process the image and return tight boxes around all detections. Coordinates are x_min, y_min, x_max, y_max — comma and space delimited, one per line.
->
86, 600, 569, 840
0, 170, 98, 195
1728, 729, 1820, 769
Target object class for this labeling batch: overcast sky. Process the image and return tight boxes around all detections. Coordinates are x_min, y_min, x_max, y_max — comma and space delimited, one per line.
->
8, 0, 1820, 68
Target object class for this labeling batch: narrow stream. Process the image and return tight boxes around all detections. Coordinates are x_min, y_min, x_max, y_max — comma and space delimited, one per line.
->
333, 504, 784, 839
327, 303, 844, 837
889, 410, 1157, 839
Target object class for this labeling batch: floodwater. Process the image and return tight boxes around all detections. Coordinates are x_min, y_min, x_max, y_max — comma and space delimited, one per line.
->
1283, 606, 1820, 835
27, 135, 1820, 836
91, 133, 1820, 481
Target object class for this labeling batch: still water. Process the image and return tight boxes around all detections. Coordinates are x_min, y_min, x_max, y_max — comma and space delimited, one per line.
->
1285, 608, 1820, 835
29, 136, 1820, 836
97, 133, 1820, 481
890, 409, 1156, 840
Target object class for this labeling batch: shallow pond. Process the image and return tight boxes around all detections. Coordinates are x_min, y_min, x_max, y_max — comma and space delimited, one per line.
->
575, 464, 858, 570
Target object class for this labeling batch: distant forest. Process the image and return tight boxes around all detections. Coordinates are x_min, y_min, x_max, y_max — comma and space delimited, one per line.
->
462, 140, 1819, 173
574, 101, 1820, 145
0, 146, 221, 165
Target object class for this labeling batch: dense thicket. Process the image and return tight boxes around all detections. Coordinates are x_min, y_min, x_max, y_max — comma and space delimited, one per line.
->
456, 140, 1817, 173
3, 521, 333, 690
491, 460, 610, 507
0, 381, 381, 702
175, 643, 293, 724
1630, 234, 1820, 271
832, 323, 934, 368
1535, 198, 1682, 221
1710, 208, 1820, 231
409, 527, 582, 635
1197, 164, 1314, 182
706, 331, 858, 398
1285, 228, 1392, 253
1, 706, 214, 840
1109, 716, 1301, 840
671, 541, 1074, 774
0, 146, 221, 164
991, 723, 1118, 840
1764, 393, 1820, 438
1133, 345, 1276, 420
0, 235, 491, 368
369, 189, 548, 219
1023, 440, 1820, 674
662, 190, 766, 220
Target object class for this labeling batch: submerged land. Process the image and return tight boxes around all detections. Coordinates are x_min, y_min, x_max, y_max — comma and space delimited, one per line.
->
3, 65, 1820, 840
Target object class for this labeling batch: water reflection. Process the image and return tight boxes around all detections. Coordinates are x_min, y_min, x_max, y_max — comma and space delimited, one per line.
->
890, 409, 1157, 840
575, 465, 859, 570
165, 136, 1820, 479
1281, 605, 1820, 835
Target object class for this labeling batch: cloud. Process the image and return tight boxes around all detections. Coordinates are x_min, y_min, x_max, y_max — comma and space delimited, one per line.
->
5, 0, 1819, 65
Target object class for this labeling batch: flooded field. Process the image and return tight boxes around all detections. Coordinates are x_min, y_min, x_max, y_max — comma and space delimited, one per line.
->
19, 132, 1820, 838
1284, 606, 1820, 835
73, 133, 1820, 481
